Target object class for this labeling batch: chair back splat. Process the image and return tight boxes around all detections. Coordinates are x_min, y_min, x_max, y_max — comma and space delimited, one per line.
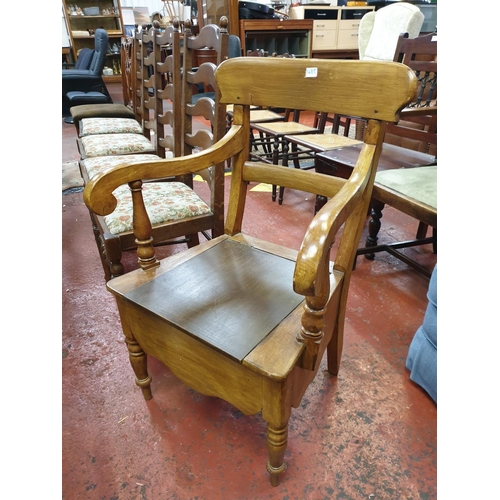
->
154, 19, 182, 157
140, 24, 156, 142
83, 57, 417, 486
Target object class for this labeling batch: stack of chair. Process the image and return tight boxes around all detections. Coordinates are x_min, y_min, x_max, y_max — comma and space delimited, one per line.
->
72, 19, 228, 281
75, 24, 158, 160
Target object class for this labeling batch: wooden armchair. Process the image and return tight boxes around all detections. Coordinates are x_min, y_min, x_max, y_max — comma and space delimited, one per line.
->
83, 57, 417, 485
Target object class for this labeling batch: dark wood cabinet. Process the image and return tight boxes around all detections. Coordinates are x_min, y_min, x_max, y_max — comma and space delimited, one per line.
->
239, 19, 313, 58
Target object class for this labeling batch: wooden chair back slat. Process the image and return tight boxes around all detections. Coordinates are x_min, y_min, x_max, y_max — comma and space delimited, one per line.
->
140, 24, 156, 141
153, 20, 182, 157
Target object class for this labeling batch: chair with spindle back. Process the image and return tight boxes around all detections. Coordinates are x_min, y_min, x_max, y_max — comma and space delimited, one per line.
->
83, 57, 417, 484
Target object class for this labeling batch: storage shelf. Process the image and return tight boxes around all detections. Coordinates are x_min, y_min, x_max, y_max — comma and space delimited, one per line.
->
63, 0, 124, 68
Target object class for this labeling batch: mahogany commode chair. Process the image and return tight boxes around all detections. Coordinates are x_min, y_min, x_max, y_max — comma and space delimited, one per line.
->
84, 57, 417, 485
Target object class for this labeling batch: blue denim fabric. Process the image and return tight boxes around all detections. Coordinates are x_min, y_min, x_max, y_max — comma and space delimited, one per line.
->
406, 264, 437, 403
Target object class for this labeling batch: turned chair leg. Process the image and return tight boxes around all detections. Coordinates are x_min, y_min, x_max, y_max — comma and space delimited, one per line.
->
262, 380, 292, 486
365, 199, 385, 260
266, 422, 288, 486
124, 331, 152, 400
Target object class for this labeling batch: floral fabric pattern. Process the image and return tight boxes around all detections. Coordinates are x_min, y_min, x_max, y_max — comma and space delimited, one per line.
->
79, 118, 143, 137
81, 133, 156, 158
81, 154, 162, 179
105, 182, 212, 235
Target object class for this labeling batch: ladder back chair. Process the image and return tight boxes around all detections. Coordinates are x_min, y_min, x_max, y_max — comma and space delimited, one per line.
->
83, 57, 417, 485
133, 23, 144, 123
179, 19, 228, 239
120, 33, 134, 111
76, 25, 158, 161
78, 21, 224, 281
139, 23, 156, 142
181, 18, 229, 156
69, 26, 145, 140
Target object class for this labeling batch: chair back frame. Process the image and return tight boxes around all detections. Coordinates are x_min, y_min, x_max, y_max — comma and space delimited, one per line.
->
181, 18, 230, 156
386, 32, 437, 152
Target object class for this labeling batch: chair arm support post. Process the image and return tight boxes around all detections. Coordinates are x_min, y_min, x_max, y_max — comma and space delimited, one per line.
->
297, 297, 328, 371
129, 180, 160, 271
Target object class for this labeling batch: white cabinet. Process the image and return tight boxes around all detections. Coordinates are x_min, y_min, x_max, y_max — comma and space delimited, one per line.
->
337, 8, 367, 49
290, 5, 374, 56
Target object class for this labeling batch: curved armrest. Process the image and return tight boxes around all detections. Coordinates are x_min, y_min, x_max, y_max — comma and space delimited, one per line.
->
84, 124, 244, 217
294, 144, 376, 297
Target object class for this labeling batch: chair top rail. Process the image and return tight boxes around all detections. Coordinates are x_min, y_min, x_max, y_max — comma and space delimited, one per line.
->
215, 58, 417, 123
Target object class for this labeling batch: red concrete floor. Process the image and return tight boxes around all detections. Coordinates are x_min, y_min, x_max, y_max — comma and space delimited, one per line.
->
62, 84, 437, 499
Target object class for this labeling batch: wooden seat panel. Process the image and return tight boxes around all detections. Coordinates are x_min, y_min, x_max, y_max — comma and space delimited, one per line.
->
123, 238, 304, 361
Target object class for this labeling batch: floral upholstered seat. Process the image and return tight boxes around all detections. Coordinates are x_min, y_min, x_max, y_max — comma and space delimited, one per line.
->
78, 117, 143, 137
80, 153, 211, 236
104, 182, 212, 235
80, 154, 162, 179
78, 133, 156, 158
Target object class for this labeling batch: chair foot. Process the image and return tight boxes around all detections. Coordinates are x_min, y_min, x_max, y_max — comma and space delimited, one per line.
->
267, 461, 286, 486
